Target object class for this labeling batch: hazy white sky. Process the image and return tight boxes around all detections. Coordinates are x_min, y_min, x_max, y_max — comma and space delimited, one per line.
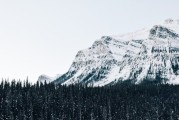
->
0, 0, 179, 83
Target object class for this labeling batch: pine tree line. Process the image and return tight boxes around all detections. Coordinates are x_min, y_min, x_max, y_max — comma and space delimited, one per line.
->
0, 80, 179, 120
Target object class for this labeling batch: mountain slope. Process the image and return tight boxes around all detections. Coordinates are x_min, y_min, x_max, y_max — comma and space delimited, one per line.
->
54, 19, 179, 86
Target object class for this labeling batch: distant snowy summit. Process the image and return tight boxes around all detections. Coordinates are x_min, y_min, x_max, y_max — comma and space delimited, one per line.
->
51, 19, 179, 86
37, 74, 61, 83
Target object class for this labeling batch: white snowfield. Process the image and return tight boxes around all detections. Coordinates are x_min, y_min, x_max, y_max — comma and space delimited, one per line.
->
53, 19, 179, 86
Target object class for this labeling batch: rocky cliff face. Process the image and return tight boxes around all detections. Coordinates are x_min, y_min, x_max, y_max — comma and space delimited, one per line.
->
54, 19, 179, 86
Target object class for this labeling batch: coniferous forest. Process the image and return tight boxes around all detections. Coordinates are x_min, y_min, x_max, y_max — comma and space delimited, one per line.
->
1, 80, 179, 120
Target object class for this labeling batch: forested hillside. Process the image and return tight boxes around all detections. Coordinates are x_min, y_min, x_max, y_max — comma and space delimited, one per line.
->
0, 80, 179, 120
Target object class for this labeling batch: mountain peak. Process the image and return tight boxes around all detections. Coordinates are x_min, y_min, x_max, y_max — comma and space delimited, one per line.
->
54, 19, 179, 86
163, 18, 179, 24
157, 19, 179, 37
111, 19, 179, 41
37, 74, 52, 83
38, 74, 61, 83
164, 18, 175, 24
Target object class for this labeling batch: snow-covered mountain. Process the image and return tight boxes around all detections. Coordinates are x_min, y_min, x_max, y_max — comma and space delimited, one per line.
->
54, 19, 179, 86
38, 74, 61, 83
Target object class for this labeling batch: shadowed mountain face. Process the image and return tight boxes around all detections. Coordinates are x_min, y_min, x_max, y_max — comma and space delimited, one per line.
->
53, 19, 179, 86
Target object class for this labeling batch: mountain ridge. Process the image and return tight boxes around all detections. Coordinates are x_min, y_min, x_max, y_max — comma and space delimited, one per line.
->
53, 19, 179, 86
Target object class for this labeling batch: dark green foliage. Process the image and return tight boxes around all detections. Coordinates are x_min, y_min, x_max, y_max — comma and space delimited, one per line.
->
1, 80, 179, 119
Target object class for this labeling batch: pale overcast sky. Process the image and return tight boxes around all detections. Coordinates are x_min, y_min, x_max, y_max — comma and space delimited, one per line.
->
0, 0, 179, 83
